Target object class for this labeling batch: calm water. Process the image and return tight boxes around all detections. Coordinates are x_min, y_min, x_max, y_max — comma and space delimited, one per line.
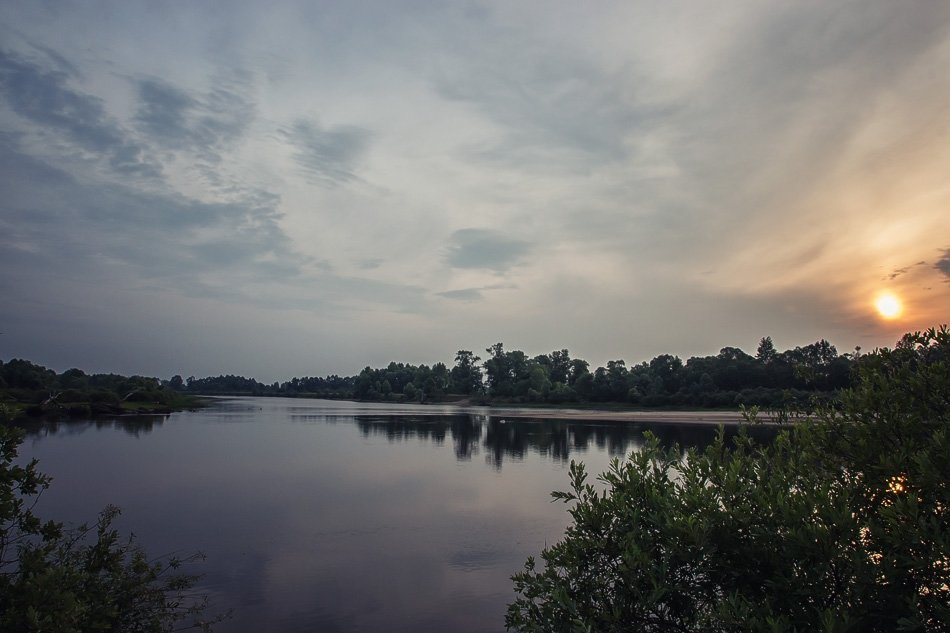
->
19, 397, 768, 632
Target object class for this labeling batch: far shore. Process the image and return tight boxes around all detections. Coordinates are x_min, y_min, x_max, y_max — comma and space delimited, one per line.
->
449, 405, 773, 425
204, 394, 782, 426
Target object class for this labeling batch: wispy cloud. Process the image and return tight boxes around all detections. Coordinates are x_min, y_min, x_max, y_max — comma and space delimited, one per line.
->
935, 249, 950, 283
435, 283, 513, 302
886, 262, 928, 281
281, 119, 372, 186
0, 136, 297, 281
134, 78, 196, 142
0, 49, 159, 177
133, 74, 255, 163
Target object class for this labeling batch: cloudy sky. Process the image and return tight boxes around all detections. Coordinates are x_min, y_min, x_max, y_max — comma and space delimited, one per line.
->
1, 1, 949, 380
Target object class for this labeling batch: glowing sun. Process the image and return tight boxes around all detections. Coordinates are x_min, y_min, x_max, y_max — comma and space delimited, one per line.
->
874, 292, 903, 319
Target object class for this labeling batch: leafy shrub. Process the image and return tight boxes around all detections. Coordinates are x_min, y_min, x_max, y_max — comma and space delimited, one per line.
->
508, 327, 950, 632
87, 389, 121, 405
0, 421, 226, 631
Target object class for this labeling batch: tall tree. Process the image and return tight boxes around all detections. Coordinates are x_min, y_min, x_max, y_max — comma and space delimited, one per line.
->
451, 350, 483, 394
756, 336, 777, 364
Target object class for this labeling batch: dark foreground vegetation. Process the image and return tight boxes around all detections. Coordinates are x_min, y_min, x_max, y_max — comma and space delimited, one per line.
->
507, 327, 950, 632
0, 408, 225, 631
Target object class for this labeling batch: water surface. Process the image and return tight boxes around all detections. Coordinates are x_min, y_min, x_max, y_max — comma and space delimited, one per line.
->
20, 397, 768, 632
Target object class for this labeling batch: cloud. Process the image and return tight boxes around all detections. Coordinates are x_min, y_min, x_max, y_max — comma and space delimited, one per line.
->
436, 283, 514, 302
133, 75, 255, 163
0, 131, 430, 318
886, 261, 927, 281
0, 49, 159, 177
444, 229, 530, 272
437, 61, 642, 168
0, 136, 298, 283
935, 249, 950, 282
358, 258, 383, 270
134, 78, 196, 141
281, 119, 372, 186
436, 288, 483, 301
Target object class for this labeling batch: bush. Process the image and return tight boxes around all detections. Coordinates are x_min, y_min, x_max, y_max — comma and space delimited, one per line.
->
88, 389, 121, 405
57, 389, 87, 403
65, 403, 91, 418
507, 327, 950, 632
0, 421, 225, 631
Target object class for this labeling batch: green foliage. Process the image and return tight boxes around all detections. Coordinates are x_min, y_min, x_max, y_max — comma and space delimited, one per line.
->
451, 350, 484, 395
0, 361, 206, 420
0, 421, 224, 631
507, 327, 950, 632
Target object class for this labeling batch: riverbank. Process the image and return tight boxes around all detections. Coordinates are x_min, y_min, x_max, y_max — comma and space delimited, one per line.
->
442, 400, 791, 425
199, 394, 778, 426
457, 406, 763, 425
368, 395, 775, 425
0, 394, 209, 422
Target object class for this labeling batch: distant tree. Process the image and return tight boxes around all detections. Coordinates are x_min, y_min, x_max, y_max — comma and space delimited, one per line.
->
783, 339, 842, 390
354, 367, 375, 399
59, 368, 88, 390
649, 354, 684, 394
756, 336, 777, 364
717, 347, 752, 363
484, 344, 515, 396
573, 371, 593, 399
605, 360, 629, 400
568, 359, 590, 387
526, 363, 552, 400
1, 359, 55, 390
591, 367, 611, 402
547, 350, 572, 385
451, 351, 483, 394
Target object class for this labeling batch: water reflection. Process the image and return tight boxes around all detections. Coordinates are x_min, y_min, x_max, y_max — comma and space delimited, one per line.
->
352, 414, 776, 470
19, 414, 171, 438
20, 408, 777, 470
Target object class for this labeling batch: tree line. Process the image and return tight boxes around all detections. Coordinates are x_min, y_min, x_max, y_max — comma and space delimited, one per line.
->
2, 335, 858, 415
178, 336, 857, 410
0, 360, 196, 418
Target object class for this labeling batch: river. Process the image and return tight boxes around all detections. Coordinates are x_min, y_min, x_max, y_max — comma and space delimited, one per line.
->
19, 396, 772, 632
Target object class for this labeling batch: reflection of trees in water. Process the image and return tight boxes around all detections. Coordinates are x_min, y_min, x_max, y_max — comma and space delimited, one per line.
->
20, 415, 169, 438
23, 412, 776, 465
451, 417, 481, 461
355, 415, 483, 460
355, 416, 450, 445
353, 414, 778, 470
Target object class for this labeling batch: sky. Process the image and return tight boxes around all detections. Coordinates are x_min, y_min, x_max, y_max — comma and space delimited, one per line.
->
1, 1, 949, 381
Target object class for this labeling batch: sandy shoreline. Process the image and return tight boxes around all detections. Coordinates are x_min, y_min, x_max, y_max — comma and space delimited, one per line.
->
450, 405, 772, 425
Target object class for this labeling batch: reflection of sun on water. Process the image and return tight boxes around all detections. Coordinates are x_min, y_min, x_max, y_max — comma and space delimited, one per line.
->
875, 292, 902, 319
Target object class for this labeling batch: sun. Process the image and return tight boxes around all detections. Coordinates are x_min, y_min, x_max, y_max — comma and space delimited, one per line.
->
874, 292, 903, 319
